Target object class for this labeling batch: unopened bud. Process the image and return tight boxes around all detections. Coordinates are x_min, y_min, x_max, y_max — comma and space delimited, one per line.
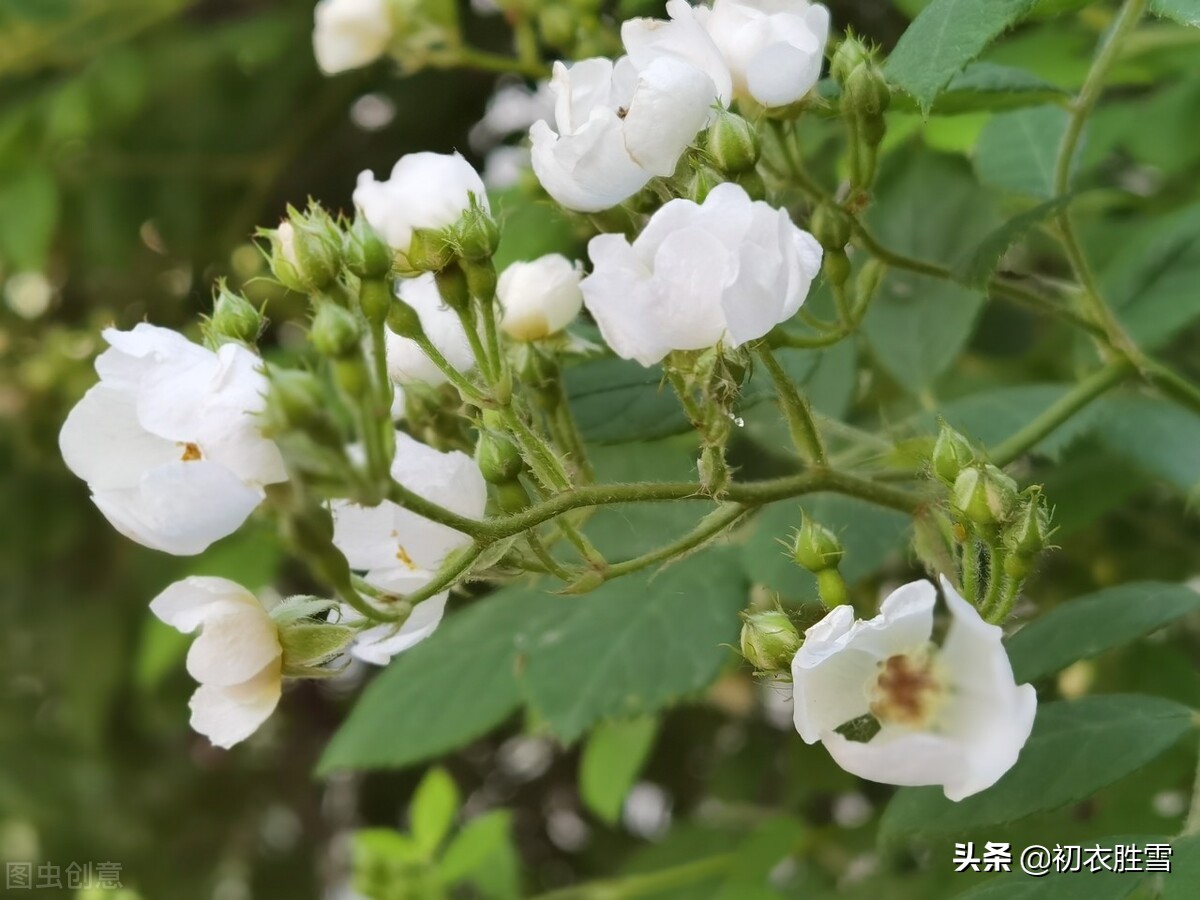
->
830, 35, 870, 87
387, 296, 425, 340
688, 163, 724, 204
708, 108, 760, 174
310, 302, 362, 358
952, 464, 1018, 528
476, 427, 525, 484
265, 367, 326, 432
358, 277, 393, 327
494, 479, 531, 514
279, 621, 356, 674
407, 228, 456, 273
792, 514, 844, 572
845, 65, 891, 120
810, 203, 853, 253
434, 264, 472, 314
1004, 487, 1052, 558
454, 200, 501, 262
345, 214, 393, 279
823, 251, 850, 288
263, 206, 342, 292
208, 283, 263, 345
740, 609, 801, 675
931, 423, 975, 486
734, 167, 766, 201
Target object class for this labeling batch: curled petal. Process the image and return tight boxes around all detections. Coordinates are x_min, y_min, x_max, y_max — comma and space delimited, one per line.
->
622, 57, 718, 177
188, 662, 282, 749
150, 576, 259, 634
347, 593, 449, 665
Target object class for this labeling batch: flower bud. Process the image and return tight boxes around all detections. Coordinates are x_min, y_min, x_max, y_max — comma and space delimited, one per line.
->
207, 282, 263, 345
387, 295, 425, 340
845, 65, 891, 120
494, 479, 531, 514
454, 200, 501, 263
1004, 487, 1052, 558
931, 422, 975, 486
810, 203, 853, 253
279, 621, 356, 675
830, 35, 870, 87
263, 206, 342, 292
823, 251, 850, 288
311, 301, 362, 358
434, 263, 472, 314
406, 228, 456, 274
345, 214, 393, 279
358, 277, 393, 327
699, 444, 730, 495
734, 167, 766, 201
475, 426, 525, 484
952, 464, 1018, 528
707, 108, 760, 174
792, 514, 844, 573
740, 609, 801, 675
266, 367, 326, 431
466, 259, 498, 303
817, 569, 850, 609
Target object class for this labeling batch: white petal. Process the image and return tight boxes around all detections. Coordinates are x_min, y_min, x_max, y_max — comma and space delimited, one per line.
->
821, 726, 971, 791
792, 605, 876, 743
386, 274, 476, 386
530, 116, 650, 213
497, 254, 584, 340
622, 0, 733, 104
188, 662, 282, 749
649, 226, 733, 350
350, 593, 449, 665
91, 460, 262, 555
849, 580, 938, 659
622, 57, 718, 177
196, 344, 287, 486
331, 497, 399, 571
150, 576, 258, 633
186, 601, 281, 687
745, 38, 824, 108
580, 233, 673, 366
95, 323, 209, 387
313, 0, 391, 75
59, 384, 180, 491
391, 430, 487, 520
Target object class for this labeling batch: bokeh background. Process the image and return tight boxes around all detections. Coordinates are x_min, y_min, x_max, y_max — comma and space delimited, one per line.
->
4, 1, 1200, 898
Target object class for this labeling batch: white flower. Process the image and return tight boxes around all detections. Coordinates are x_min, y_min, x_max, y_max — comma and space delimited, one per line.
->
497, 254, 584, 340
313, 0, 392, 75
791, 578, 1038, 801
354, 152, 488, 257
59, 324, 287, 555
331, 431, 487, 662
385, 273, 476, 386
340, 595, 450, 665
579, 182, 822, 365
529, 56, 718, 212
151, 577, 283, 748
705, 0, 829, 107
622, 0, 734, 105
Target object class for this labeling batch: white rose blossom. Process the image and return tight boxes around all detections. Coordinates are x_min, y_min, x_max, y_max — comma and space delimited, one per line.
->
530, 56, 718, 212
353, 152, 489, 258
497, 254, 584, 341
791, 577, 1038, 801
385, 273, 476, 387
625, 0, 829, 109
331, 430, 487, 663
579, 182, 822, 366
312, 0, 393, 75
151, 577, 283, 748
59, 324, 287, 555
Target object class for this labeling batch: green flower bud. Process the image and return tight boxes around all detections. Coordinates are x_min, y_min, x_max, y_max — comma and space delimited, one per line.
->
792, 514, 844, 572
734, 167, 766, 201
952, 464, 1018, 527
208, 282, 263, 345
931, 422, 975, 486
688, 163, 724, 204
1004, 486, 1052, 557
454, 199, 501, 262
465, 258, 498, 302
333, 356, 370, 398
845, 65, 891, 119
262, 205, 342, 292
823, 251, 850, 288
817, 569, 850, 609
707, 108, 760, 174
265, 367, 326, 431
740, 609, 801, 675
406, 228, 456, 273
279, 621, 356, 675
810, 203, 853, 253
345, 214, 393, 279
387, 296, 425, 339
476, 428, 525, 484
358, 277, 393, 327
310, 302, 362, 358
434, 263, 472, 314
494, 479, 531, 514
830, 35, 870, 87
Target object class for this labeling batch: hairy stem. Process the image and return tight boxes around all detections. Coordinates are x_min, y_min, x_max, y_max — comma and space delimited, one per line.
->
756, 344, 826, 465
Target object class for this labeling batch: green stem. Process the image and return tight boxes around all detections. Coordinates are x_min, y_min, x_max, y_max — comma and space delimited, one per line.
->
453, 46, 547, 78
526, 532, 574, 581
388, 479, 485, 537
533, 854, 734, 900
756, 344, 826, 465
414, 333, 489, 404
1144, 357, 1200, 418
601, 504, 749, 581
989, 358, 1134, 467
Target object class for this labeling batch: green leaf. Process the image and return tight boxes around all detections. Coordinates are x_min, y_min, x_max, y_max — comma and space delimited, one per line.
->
1007, 582, 1200, 682
839, 62, 1066, 115
1165, 833, 1200, 899
1094, 396, 1200, 493
715, 817, 806, 900
490, 187, 582, 270
973, 106, 1077, 198
1150, 0, 1200, 27
741, 495, 911, 600
580, 716, 660, 825
885, 0, 1040, 115
410, 767, 460, 858
522, 548, 749, 742
955, 195, 1075, 287
863, 151, 998, 392
1101, 204, 1200, 349
439, 811, 520, 899
879, 695, 1196, 844
566, 358, 690, 444
319, 585, 560, 773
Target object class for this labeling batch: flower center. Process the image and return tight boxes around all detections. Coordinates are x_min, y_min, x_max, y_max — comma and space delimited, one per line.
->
868, 650, 946, 729
179, 442, 203, 462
